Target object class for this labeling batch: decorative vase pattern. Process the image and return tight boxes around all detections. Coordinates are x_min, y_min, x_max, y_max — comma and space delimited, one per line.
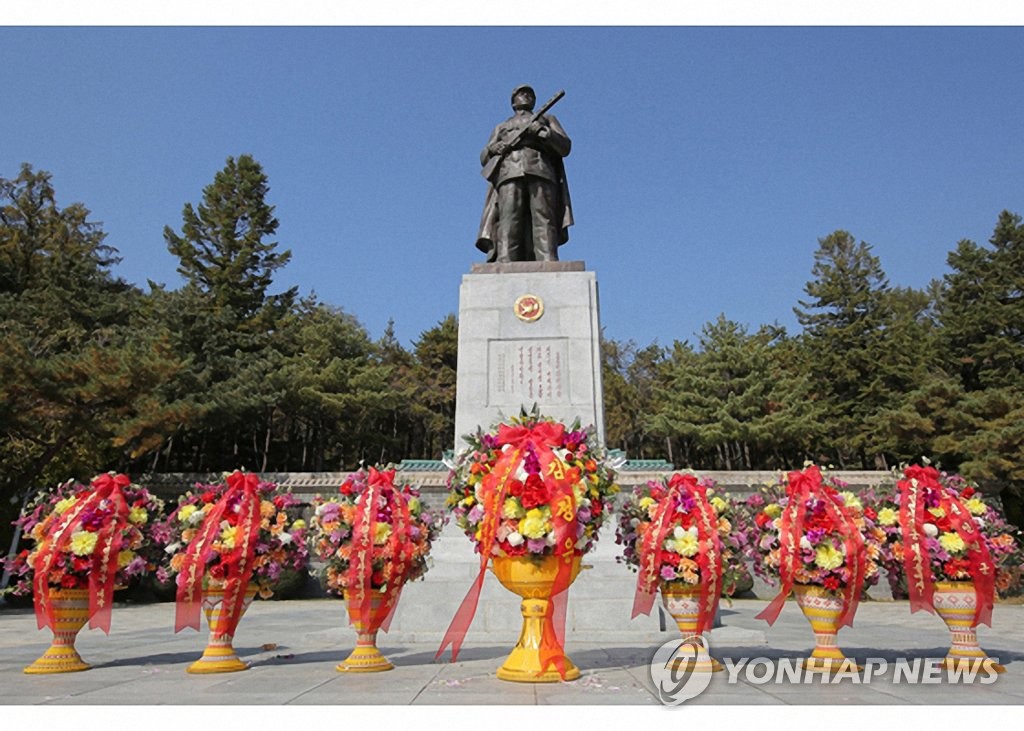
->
187, 582, 259, 674
490, 554, 582, 683
933, 581, 1005, 673
23, 588, 92, 674
337, 589, 394, 672
792, 584, 859, 672
660, 583, 722, 672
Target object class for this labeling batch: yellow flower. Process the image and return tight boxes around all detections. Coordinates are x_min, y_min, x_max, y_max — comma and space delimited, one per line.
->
178, 504, 198, 523
938, 532, 966, 554
460, 496, 476, 509
877, 507, 898, 526
764, 503, 782, 518
407, 497, 422, 514
638, 496, 656, 511
841, 492, 862, 511
374, 522, 392, 545
290, 519, 307, 531
502, 497, 525, 520
54, 497, 78, 515
260, 500, 277, 519
814, 544, 844, 571
128, 507, 148, 525
220, 525, 237, 549
928, 507, 946, 519
117, 550, 136, 568
710, 496, 728, 514
70, 530, 99, 556
519, 508, 551, 539
669, 533, 700, 557
964, 498, 986, 516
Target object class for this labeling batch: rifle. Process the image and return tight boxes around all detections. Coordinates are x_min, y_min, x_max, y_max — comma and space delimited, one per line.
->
481, 89, 565, 181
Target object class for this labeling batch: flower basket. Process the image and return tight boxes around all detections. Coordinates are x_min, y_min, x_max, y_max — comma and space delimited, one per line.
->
5, 473, 166, 674
159, 470, 309, 673
878, 464, 1017, 672
308, 467, 445, 672
617, 473, 742, 673
436, 412, 619, 682
744, 465, 880, 672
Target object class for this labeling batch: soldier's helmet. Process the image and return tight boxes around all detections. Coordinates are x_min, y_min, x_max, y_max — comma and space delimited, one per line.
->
511, 84, 536, 109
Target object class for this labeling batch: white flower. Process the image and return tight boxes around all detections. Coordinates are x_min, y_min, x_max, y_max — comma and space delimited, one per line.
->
923, 523, 938, 538
164, 542, 182, 555
188, 510, 206, 525
800, 536, 812, 550
673, 526, 686, 540
629, 518, 641, 528
687, 526, 698, 536
507, 531, 524, 547
278, 532, 293, 545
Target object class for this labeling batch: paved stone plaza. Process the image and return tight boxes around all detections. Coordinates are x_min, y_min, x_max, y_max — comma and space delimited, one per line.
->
2, 595, 1023, 706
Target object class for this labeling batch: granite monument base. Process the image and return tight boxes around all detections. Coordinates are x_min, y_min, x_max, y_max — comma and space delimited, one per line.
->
453, 260, 604, 452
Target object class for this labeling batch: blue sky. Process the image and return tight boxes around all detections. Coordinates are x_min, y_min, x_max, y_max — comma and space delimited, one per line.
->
2, 25, 1023, 348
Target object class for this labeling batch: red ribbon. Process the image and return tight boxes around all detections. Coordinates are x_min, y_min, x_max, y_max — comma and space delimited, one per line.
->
898, 465, 994, 627
436, 443, 522, 663
899, 465, 938, 615
174, 470, 262, 634
632, 474, 722, 634
535, 444, 578, 679
32, 473, 132, 634
496, 422, 565, 449
757, 466, 866, 628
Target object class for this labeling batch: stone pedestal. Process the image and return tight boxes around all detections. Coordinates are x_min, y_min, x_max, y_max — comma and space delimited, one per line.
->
454, 261, 604, 452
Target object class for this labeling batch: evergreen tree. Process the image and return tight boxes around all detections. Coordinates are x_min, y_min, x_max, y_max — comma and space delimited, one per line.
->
0, 165, 186, 548
794, 230, 892, 468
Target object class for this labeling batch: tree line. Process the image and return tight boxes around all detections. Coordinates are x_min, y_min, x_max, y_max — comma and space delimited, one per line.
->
2, 156, 1022, 543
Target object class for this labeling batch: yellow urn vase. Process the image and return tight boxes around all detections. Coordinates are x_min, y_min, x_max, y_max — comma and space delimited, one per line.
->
24, 588, 92, 674
660, 583, 723, 673
186, 582, 259, 674
490, 553, 582, 683
792, 584, 860, 673
933, 581, 1005, 673
337, 589, 394, 673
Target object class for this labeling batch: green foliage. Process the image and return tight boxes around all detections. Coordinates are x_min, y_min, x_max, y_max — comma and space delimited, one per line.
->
0, 165, 188, 550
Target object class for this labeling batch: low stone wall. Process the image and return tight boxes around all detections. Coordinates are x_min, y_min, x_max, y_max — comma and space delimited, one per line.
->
137, 469, 897, 503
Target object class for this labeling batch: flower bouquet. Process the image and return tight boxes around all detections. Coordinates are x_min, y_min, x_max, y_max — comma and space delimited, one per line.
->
743, 465, 880, 671
616, 472, 742, 672
159, 470, 309, 673
437, 412, 619, 682
307, 466, 445, 672
873, 464, 1022, 671
4, 473, 165, 674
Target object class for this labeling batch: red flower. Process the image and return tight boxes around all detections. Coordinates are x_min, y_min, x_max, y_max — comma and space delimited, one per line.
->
201, 491, 216, 504
503, 541, 527, 557
507, 479, 524, 498
339, 481, 354, 496
754, 512, 773, 529
961, 487, 976, 499
520, 474, 550, 510
823, 576, 840, 591
650, 486, 666, 502
371, 570, 385, 586
943, 559, 971, 578
60, 575, 79, 589
863, 507, 877, 521
661, 552, 681, 567
272, 495, 287, 510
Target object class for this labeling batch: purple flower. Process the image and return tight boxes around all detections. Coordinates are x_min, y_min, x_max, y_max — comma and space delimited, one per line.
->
806, 528, 826, 545
660, 566, 677, 581
576, 506, 592, 523
467, 505, 485, 523
526, 538, 547, 553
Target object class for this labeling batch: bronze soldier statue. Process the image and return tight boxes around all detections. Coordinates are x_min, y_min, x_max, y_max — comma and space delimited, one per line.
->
475, 85, 574, 262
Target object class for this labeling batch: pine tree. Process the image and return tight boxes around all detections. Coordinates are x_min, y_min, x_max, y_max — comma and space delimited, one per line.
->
794, 230, 892, 467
